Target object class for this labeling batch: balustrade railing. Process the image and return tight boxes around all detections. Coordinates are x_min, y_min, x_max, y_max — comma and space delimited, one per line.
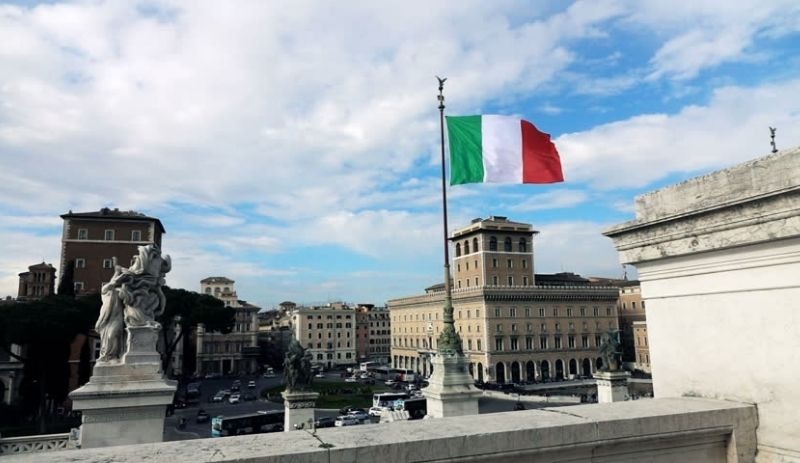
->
0, 432, 75, 455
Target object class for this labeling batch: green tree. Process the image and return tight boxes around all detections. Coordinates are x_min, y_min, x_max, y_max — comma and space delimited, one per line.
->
0, 294, 99, 433
158, 287, 234, 376
56, 260, 75, 296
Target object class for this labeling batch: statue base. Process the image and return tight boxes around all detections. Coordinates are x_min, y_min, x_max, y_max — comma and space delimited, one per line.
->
69, 326, 176, 449
281, 390, 319, 432
423, 352, 481, 418
594, 370, 630, 403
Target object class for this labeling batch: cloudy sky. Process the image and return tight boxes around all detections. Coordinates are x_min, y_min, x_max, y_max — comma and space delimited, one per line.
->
2, 0, 799, 308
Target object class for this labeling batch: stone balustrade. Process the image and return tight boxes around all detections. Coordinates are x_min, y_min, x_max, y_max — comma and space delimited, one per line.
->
1, 397, 757, 463
0, 433, 74, 455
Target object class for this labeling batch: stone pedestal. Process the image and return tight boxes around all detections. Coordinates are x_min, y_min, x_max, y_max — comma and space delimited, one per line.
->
281, 390, 319, 432
594, 370, 630, 403
69, 326, 176, 449
423, 352, 481, 418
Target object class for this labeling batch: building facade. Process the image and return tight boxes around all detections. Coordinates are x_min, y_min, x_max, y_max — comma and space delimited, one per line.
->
632, 320, 650, 373
17, 262, 56, 301
58, 208, 165, 392
388, 216, 620, 384
195, 277, 260, 376
355, 304, 391, 365
293, 303, 357, 369
60, 208, 165, 296
616, 281, 648, 371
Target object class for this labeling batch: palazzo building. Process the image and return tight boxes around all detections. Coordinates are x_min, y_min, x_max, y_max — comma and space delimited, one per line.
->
355, 304, 391, 365
388, 216, 620, 384
293, 303, 357, 369
17, 262, 56, 301
195, 277, 260, 376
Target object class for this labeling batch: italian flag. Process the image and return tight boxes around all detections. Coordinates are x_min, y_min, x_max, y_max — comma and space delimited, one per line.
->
446, 115, 564, 185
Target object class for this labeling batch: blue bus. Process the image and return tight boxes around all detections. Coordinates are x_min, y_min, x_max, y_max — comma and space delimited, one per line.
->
211, 410, 284, 437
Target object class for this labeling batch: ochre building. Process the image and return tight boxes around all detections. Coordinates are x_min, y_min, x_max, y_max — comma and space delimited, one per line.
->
388, 216, 619, 384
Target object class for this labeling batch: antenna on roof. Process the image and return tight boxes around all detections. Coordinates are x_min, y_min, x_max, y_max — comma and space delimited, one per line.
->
769, 127, 778, 154
622, 264, 628, 281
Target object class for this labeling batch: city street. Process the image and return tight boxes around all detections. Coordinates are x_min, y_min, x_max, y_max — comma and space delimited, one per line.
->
162, 371, 568, 441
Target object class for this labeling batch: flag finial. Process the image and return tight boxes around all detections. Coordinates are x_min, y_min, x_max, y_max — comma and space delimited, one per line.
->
436, 76, 447, 110
769, 126, 778, 153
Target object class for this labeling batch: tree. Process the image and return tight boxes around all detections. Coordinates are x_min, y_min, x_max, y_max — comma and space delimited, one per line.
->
0, 294, 99, 432
56, 260, 75, 296
158, 287, 234, 376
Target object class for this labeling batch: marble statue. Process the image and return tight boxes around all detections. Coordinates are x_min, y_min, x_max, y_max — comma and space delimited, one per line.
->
598, 329, 622, 372
95, 244, 171, 363
283, 336, 313, 391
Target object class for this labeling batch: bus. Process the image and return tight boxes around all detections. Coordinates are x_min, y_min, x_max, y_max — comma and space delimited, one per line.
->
360, 361, 380, 372
211, 411, 284, 437
373, 392, 409, 408
391, 369, 416, 382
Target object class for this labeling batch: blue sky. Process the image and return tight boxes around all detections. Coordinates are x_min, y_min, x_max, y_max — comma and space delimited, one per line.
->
1, 0, 800, 308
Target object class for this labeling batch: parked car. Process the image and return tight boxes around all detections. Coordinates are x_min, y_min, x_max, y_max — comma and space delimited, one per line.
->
347, 410, 369, 422
334, 415, 361, 427
314, 417, 336, 428
247, 380, 257, 389
211, 394, 225, 403
344, 376, 358, 383
368, 406, 388, 417
229, 393, 241, 404
339, 406, 366, 415
384, 380, 396, 386
196, 409, 210, 423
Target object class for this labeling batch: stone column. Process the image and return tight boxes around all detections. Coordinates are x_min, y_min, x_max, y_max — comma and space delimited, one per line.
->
70, 326, 176, 449
594, 370, 630, 403
281, 390, 320, 432
423, 352, 481, 418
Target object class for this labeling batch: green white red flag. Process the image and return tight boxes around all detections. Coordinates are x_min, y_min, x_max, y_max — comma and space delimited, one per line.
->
446, 115, 564, 185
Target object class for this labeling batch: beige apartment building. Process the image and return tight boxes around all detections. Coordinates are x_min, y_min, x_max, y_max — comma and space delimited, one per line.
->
293, 303, 357, 369
616, 281, 649, 372
388, 216, 620, 384
195, 277, 260, 376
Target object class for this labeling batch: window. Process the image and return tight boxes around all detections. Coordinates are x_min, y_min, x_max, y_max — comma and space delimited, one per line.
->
104, 229, 115, 240
495, 338, 504, 351
477, 339, 482, 351
525, 307, 531, 317
525, 337, 533, 349
507, 259, 513, 268
504, 237, 512, 251
496, 324, 502, 332
509, 308, 516, 317
489, 236, 497, 251
75, 258, 86, 269
475, 277, 479, 286
131, 230, 141, 241
539, 337, 548, 349
495, 308, 501, 317
593, 307, 599, 316
473, 238, 478, 253
567, 308, 573, 317
510, 338, 519, 350
522, 259, 527, 269
580, 307, 586, 316
507, 276, 513, 286
455, 243, 461, 257
457, 264, 461, 272
519, 238, 527, 252
581, 335, 589, 348
595, 335, 601, 346
464, 240, 470, 254
632, 301, 637, 309
492, 258, 497, 268
555, 322, 561, 331
103, 258, 113, 269
642, 300, 646, 309
554, 336, 562, 349
539, 308, 545, 317
458, 280, 462, 288
466, 261, 469, 270
606, 307, 612, 316
540, 323, 547, 332
467, 339, 472, 350
77, 228, 88, 240
568, 335, 576, 348
74, 282, 84, 292
492, 276, 498, 285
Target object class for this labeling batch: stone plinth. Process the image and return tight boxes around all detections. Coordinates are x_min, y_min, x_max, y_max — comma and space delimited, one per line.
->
604, 146, 800, 461
423, 352, 481, 418
281, 390, 319, 432
69, 326, 176, 449
594, 370, 630, 403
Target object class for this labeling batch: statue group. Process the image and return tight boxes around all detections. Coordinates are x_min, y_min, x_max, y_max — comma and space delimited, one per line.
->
94, 244, 171, 363
598, 329, 622, 372
283, 336, 313, 392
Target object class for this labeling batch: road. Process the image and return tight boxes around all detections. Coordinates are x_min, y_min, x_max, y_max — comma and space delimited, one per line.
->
163, 372, 570, 441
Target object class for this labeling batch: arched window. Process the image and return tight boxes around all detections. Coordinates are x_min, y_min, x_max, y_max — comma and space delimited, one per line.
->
464, 240, 470, 254
489, 236, 497, 251
455, 243, 461, 257
519, 238, 527, 252
504, 237, 512, 252
472, 238, 479, 253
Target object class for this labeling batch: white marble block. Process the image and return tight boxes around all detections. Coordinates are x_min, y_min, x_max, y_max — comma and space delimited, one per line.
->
282, 391, 319, 432
594, 370, 630, 403
423, 352, 481, 418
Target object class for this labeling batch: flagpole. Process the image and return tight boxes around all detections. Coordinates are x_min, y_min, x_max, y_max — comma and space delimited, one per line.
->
436, 76, 461, 355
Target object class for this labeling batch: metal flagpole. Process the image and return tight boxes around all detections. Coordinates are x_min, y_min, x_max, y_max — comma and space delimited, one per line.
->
435, 76, 462, 355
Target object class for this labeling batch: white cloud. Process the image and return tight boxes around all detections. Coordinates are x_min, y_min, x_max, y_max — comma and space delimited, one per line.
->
557, 79, 800, 190
534, 220, 623, 278
511, 189, 589, 212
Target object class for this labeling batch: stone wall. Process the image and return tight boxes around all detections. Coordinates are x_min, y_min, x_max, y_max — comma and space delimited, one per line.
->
604, 147, 800, 462
2, 398, 756, 463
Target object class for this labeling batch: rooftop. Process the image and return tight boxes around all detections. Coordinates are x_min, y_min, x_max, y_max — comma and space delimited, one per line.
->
61, 208, 165, 233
